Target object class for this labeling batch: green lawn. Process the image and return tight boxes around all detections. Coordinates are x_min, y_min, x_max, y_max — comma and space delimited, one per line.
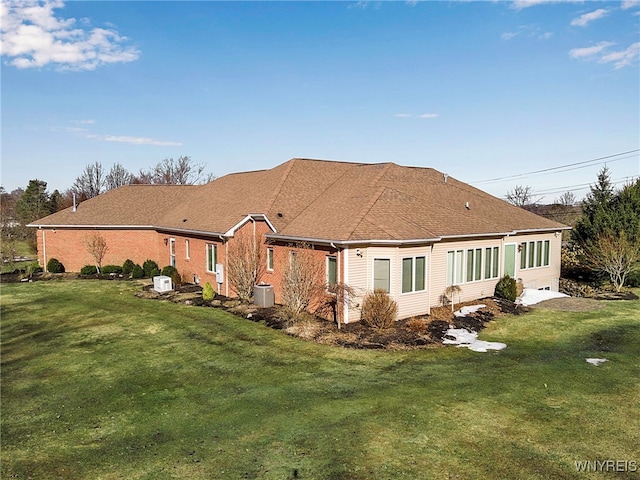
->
1, 280, 639, 479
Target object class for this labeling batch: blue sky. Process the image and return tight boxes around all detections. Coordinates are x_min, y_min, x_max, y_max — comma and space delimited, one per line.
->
1, 0, 639, 203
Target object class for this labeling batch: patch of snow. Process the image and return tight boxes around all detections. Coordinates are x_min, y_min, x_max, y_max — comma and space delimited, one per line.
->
516, 288, 569, 307
443, 328, 507, 352
454, 304, 486, 317
586, 358, 608, 366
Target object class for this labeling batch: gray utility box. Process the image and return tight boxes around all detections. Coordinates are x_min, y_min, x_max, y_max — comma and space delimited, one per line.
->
254, 284, 274, 308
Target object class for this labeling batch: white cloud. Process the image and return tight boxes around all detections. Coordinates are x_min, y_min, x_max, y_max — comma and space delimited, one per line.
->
621, 0, 640, 9
510, 0, 580, 10
502, 25, 553, 41
394, 113, 439, 119
600, 42, 640, 69
418, 113, 439, 118
103, 135, 182, 147
394, 113, 412, 118
570, 9, 610, 27
569, 41, 639, 69
0, 0, 140, 71
569, 41, 615, 59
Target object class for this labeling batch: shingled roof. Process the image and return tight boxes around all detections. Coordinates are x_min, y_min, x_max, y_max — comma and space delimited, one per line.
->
30, 158, 566, 242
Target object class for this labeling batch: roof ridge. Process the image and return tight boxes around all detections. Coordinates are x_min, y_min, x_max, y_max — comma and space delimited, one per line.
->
346, 184, 388, 240
264, 158, 297, 213
273, 160, 364, 229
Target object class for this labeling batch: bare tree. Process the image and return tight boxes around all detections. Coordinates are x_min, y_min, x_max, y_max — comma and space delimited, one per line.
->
135, 156, 214, 185
226, 231, 266, 302
583, 232, 639, 292
556, 191, 576, 207
506, 185, 537, 209
73, 162, 105, 199
315, 282, 358, 330
85, 233, 109, 273
105, 163, 133, 190
281, 243, 326, 317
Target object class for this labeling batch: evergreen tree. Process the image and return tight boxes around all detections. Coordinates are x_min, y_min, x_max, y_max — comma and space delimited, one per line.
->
572, 167, 616, 245
16, 179, 52, 224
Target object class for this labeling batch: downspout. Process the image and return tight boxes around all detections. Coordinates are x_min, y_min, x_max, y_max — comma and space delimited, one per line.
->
41, 228, 47, 271
330, 242, 341, 327
225, 239, 229, 297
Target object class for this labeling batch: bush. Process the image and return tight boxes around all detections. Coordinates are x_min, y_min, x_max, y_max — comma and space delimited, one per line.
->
23, 262, 42, 278
122, 259, 136, 275
202, 282, 215, 301
625, 268, 640, 288
101, 265, 122, 275
405, 317, 428, 334
495, 275, 517, 302
142, 259, 159, 278
131, 264, 144, 279
80, 265, 98, 275
46, 258, 65, 273
361, 289, 398, 330
161, 265, 178, 277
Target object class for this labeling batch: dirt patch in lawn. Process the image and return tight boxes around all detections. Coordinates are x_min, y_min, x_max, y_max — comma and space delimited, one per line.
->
532, 297, 605, 312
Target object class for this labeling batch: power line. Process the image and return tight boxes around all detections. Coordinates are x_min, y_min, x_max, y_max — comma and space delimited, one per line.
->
474, 149, 639, 185
533, 175, 639, 196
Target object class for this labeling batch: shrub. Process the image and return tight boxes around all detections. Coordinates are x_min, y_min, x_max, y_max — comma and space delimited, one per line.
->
80, 265, 98, 275
131, 264, 144, 279
171, 270, 183, 287
202, 282, 215, 301
143, 259, 159, 278
625, 268, 640, 288
495, 275, 517, 302
23, 262, 42, 278
46, 258, 65, 273
122, 259, 136, 275
406, 317, 428, 334
101, 265, 122, 275
161, 265, 178, 277
361, 289, 398, 330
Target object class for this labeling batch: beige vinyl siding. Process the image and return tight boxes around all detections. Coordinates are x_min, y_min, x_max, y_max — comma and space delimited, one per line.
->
507, 232, 562, 291
430, 238, 504, 307
346, 245, 431, 321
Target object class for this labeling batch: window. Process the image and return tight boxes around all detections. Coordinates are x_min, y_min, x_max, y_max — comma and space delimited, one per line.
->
484, 247, 499, 279
446, 250, 464, 285
520, 240, 550, 270
267, 248, 274, 271
543, 240, 550, 266
206, 244, 217, 273
327, 256, 337, 286
466, 249, 482, 282
402, 256, 426, 293
528, 241, 535, 268
373, 258, 391, 292
169, 238, 176, 267
185, 240, 190, 259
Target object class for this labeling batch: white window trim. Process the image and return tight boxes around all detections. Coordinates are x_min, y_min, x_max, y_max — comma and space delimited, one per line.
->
267, 247, 274, 271
326, 255, 338, 287
401, 256, 427, 294
519, 240, 551, 271
373, 257, 392, 293
206, 243, 217, 273
185, 239, 190, 260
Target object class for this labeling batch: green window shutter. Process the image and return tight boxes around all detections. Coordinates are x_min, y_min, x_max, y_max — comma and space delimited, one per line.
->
415, 256, 425, 291
474, 248, 482, 281
492, 247, 499, 278
536, 241, 543, 267
484, 247, 492, 279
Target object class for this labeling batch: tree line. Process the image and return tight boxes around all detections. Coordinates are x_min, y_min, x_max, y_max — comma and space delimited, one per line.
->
0, 156, 214, 256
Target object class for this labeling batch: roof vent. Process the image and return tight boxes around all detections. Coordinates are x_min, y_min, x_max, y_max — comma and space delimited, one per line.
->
277, 212, 283, 218
465, 201, 470, 210
182, 218, 187, 222
443, 173, 449, 183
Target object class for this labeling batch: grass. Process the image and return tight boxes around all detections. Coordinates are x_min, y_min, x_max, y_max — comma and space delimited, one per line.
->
1, 280, 639, 479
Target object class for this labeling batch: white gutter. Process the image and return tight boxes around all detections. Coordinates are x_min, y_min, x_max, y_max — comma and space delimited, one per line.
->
27, 223, 227, 239
224, 214, 277, 238
42, 229, 47, 272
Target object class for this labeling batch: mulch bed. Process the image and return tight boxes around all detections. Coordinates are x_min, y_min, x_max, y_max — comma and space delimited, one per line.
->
134, 283, 530, 350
